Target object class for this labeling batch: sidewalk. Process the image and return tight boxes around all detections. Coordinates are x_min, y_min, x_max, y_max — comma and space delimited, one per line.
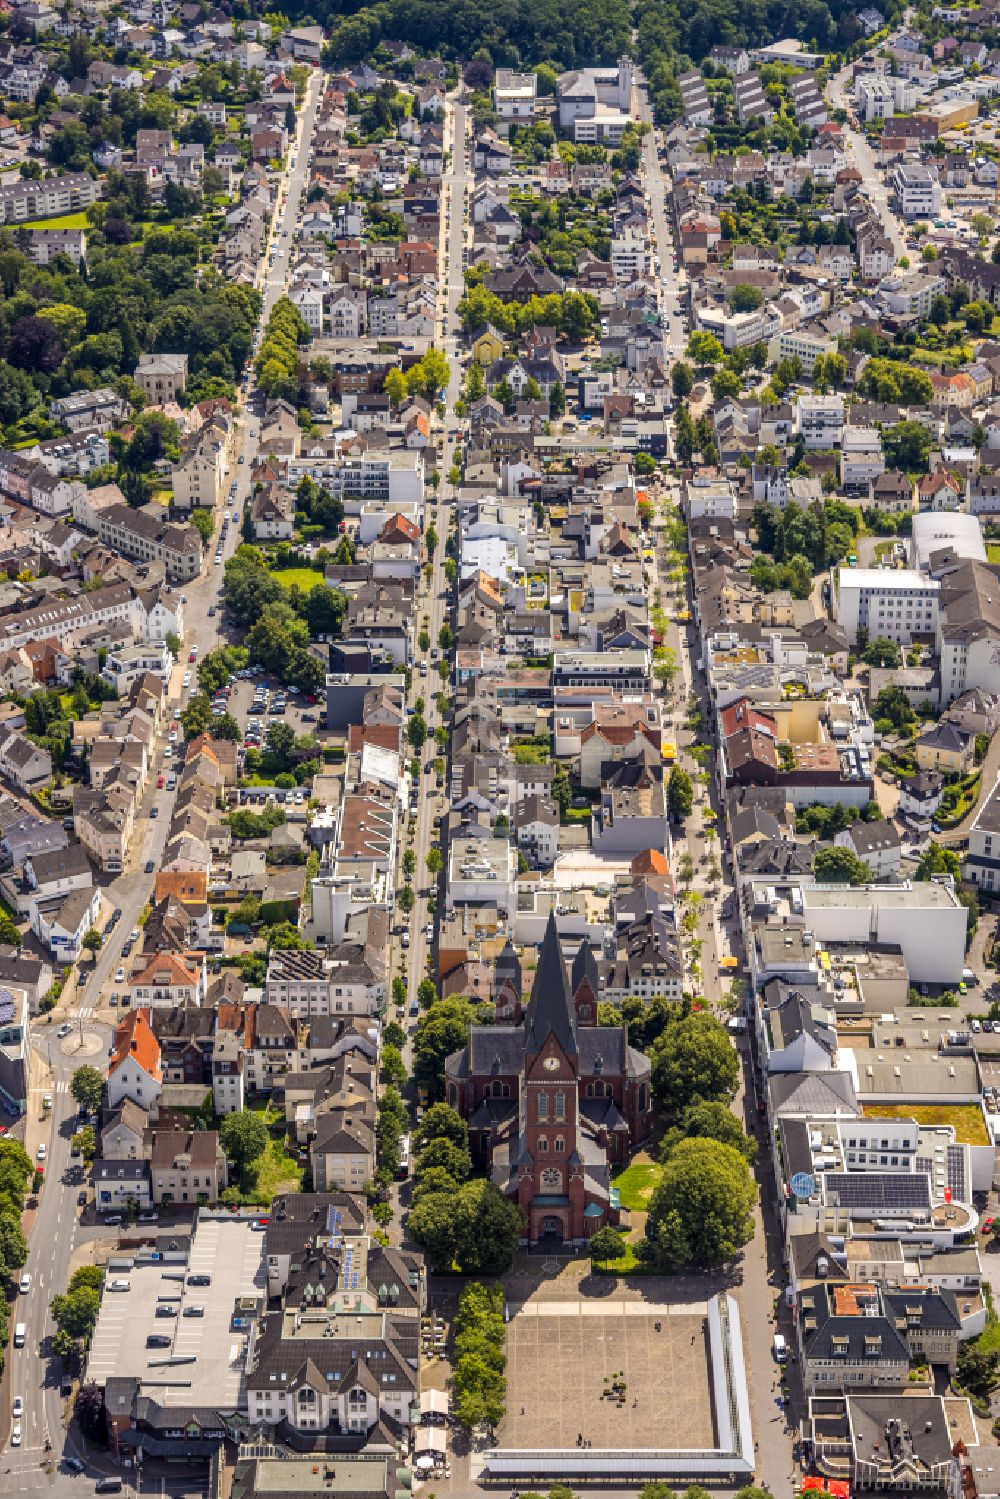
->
22, 1039, 53, 1178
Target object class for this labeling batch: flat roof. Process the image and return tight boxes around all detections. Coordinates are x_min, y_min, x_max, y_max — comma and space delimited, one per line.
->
805, 881, 961, 909
87, 1216, 265, 1409
246, 1457, 391, 1493
837, 567, 936, 590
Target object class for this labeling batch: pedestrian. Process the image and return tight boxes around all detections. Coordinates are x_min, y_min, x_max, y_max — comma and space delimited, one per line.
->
520, 1406, 525, 1416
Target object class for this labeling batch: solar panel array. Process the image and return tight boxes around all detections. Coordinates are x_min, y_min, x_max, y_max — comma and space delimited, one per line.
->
824, 1172, 931, 1212
946, 1145, 967, 1203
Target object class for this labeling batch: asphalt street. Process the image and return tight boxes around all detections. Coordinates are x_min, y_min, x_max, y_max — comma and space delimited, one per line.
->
827, 57, 907, 261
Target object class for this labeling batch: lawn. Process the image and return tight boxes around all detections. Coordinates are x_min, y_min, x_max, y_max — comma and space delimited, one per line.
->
593, 1243, 651, 1274
19, 211, 89, 230
612, 1158, 662, 1211
272, 567, 325, 592
988, 544, 1000, 565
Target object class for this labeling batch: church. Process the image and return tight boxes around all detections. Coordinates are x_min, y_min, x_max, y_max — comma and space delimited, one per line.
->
444, 912, 653, 1247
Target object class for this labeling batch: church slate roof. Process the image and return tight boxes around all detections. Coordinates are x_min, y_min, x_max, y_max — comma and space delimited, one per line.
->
525, 910, 577, 1057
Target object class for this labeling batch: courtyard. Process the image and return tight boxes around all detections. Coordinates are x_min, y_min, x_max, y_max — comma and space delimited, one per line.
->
501, 1298, 718, 1453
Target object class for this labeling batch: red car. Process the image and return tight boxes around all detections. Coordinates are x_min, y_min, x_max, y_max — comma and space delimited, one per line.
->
157, 775, 165, 789
188, 650, 197, 663
984, 1217, 994, 1233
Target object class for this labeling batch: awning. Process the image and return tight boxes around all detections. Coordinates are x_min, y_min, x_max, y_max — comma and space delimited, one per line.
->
415, 1429, 447, 1455
420, 1390, 449, 1417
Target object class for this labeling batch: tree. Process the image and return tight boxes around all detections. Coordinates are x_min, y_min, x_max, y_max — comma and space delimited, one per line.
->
74, 1383, 107, 1443
645, 1138, 756, 1269
81, 928, 102, 954
915, 842, 961, 882
711, 367, 741, 400
588, 1225, 626, 1262
70, 1066, 104, 1116
219, 1109, 267, 1170
862, 637, 902, 669
882, 419, 934, 473
685, 331, 723, 371
814, 846, 872, 885
413, 1102, 468, 1155
426, 847, 443, 875
417, 977, 438, 1010
453, 1349, 507, 1429
381, 1044, 408, 1089
72, 1126, 96, 1162
729, 283, 764, 313
384, 367, 407, 409
413, 998, 479, 1099
662, 1101, 757, 1163
190, 508, 215, 546
416, 1137, 472, 1181
650, 1014, 739, 1114
51, 1283, 101, 1340
957, 1341, 999, 1405
671, 362, 694, 399
454, 1177, 524, 1274
398, 885, 415, 915
667, 765, 693, 822
873, 685, 916, 733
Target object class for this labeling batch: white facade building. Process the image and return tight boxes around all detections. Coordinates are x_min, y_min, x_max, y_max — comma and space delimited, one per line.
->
835, 566, 940, 646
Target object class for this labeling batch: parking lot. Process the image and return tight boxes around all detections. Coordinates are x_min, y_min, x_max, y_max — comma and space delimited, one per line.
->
87, 1217, 266, 1406
221, 674, 324, 755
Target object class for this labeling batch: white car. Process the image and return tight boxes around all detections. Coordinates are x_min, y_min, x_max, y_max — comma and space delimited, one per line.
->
11, 1424, 21, 1446
11, 1397, 22, 1418
35, 1144, 45, 1162
18, 1273, 29, 1294
115, 968, 125, 983
182, 672, 192, 689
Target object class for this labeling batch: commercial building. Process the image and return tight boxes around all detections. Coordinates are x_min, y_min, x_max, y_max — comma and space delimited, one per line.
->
835, 567, 940, 647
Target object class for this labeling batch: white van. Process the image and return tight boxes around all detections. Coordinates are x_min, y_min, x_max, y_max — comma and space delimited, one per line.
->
772, 1333, 788, 1363
14, 1323, 25, 1347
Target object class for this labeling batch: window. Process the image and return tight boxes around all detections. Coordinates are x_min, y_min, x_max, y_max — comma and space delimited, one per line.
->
555, 1136, 565, 1153
555, 1092, 566, 1121
537, 1135, 548, 1153
537, 1092, 549, 1121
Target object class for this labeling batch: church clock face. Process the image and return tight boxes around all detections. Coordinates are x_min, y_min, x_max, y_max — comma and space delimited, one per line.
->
543, 1056, 560, 1071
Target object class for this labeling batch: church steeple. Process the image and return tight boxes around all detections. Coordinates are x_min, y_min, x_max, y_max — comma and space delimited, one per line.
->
525, 911, 577, 1058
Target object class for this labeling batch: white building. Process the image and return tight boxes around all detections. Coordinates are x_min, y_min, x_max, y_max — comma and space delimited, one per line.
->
494, 69, 537, 124
856, 73, 895, 121
773, 326, 837, 375
892, 162, 942, 219
836, 566, 940, 646
798, 394, 845, 449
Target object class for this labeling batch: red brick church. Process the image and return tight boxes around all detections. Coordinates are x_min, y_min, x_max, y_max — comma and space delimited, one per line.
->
444, 912, 653, 1246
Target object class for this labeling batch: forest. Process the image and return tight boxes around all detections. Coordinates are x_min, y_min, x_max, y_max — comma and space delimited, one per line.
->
308, 0, 892, 75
